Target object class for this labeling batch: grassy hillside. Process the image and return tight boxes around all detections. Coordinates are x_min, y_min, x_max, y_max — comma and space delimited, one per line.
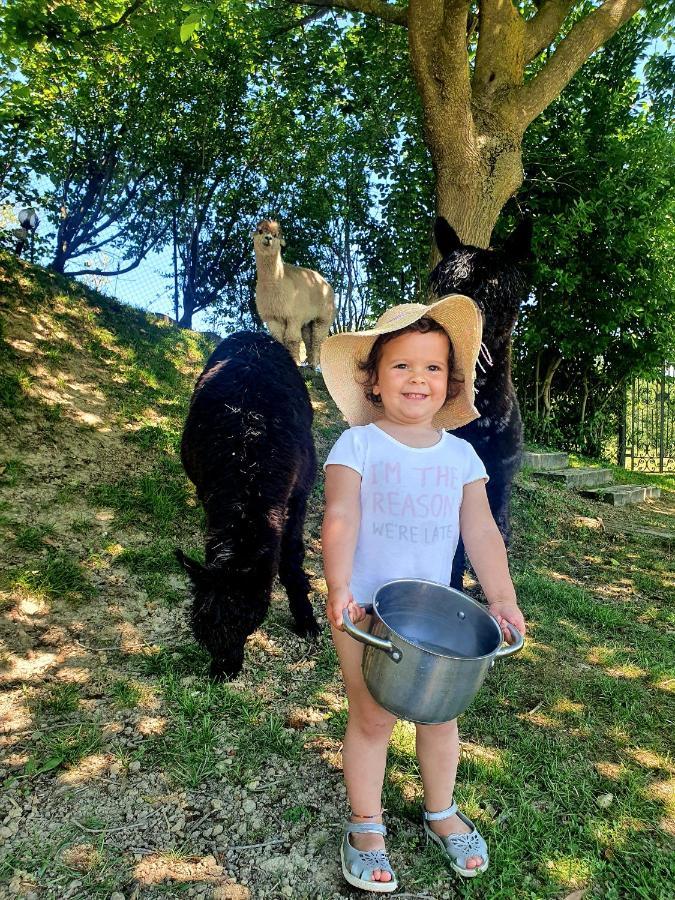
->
1, 253, 673, 900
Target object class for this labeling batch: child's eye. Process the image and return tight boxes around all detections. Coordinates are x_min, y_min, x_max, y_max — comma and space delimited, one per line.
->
393, 363, 408, 369
428, 365, 442, 372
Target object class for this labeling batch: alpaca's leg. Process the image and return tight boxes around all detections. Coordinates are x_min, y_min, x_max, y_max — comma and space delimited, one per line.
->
309, 318, 330, 368
486, 471, 511, 547
279, 489, 319, 636
284, 324, 302, 365
303, 321, 320, 368
450, 535, 466, 591
301, 323, 312, 365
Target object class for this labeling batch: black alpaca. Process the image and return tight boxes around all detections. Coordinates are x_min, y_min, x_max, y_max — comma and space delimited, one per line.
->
429, 217, 532, 590
176, 332, 320, 679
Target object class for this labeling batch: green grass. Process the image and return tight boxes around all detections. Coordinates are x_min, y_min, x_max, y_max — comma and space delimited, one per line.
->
14, 550, 96, 603
110, 678, 142, 708
0, 829, 130, 897
14, 523, 55, 551
0, 458, 27, 486
567, 451, 675, 491
35, 683, 82, 715
89, 462, 194, 533
21, 723, 102, 780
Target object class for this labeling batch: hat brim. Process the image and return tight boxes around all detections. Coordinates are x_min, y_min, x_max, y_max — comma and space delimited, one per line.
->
320, 294, 483, 431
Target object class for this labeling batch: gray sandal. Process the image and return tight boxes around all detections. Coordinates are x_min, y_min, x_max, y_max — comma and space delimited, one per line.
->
341, 822, 398, 893
422, 802, 489, 877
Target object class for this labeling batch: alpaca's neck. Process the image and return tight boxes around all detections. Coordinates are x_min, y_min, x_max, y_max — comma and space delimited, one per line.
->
255, 251, 284, 282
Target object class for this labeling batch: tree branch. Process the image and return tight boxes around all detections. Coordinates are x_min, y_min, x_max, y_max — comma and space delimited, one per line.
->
273, 8, 333, 34
77, 1, 149, 38
473, 0, 526, 94
516, 0, 645, 129
292, 0, 408, 26
524, 1, 574, 63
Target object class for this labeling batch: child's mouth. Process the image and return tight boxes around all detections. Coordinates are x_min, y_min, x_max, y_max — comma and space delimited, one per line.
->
402, 393, 428, 401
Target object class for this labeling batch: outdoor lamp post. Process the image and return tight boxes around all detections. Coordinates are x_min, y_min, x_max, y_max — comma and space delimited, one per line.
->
13, 227, 29, 257
18, 207, 39, 263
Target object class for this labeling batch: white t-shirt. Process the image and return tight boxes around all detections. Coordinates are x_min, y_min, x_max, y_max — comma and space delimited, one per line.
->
324, 423, 488, 607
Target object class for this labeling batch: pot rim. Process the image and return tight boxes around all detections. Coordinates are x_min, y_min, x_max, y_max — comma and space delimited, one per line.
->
372, 578, 503, 661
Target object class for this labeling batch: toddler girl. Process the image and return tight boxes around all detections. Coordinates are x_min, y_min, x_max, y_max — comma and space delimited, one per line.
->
320, 295, 526, 893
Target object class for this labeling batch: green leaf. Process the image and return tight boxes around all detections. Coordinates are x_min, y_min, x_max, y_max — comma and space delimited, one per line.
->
180, 13, 201, 43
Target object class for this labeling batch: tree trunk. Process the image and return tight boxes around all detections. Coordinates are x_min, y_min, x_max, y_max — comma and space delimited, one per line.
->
178, 284, 195, 329
432, 120, 524, 247
542, 356, 561, 420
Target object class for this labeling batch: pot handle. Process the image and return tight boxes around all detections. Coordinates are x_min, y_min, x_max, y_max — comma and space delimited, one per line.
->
495, 624, 524, 657
342, 609, 403, 663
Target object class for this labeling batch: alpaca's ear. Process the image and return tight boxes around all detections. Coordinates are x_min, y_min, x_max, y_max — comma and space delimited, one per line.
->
503, 218, 533, 262
434, 217, 462, 257
175, 549, 211, 585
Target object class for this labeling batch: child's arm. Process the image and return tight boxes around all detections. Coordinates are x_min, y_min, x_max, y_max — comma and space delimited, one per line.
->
459, 479, 526, 640
322, 464, 364, 629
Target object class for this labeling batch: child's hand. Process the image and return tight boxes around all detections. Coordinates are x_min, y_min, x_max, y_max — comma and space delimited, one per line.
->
489, 600, 526, 643
327, 585, 366, 630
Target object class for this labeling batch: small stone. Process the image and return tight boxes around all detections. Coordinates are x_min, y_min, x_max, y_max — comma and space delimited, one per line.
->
0, 826, 12, 839
212, 884, 250, 900
110, 894, 126, 900
211, 824, 223, 836
128, 760, 141, 773
211, 798, 223, 811
242, 799, 255, 814
281, 887, 293, 898
595, 793, 614, 809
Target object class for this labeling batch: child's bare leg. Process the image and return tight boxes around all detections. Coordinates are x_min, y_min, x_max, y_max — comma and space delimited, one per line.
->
332, 623, 397, 883
416, 720, 484, 870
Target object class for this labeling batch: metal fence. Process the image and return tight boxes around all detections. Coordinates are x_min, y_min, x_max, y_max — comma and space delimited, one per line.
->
624, 363, 675, 472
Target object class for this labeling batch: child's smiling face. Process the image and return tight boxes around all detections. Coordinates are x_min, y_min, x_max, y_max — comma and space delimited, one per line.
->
372, 330, 451, 427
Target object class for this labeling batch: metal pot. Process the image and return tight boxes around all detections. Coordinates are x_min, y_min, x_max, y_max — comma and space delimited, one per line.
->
341, 579, 524, 724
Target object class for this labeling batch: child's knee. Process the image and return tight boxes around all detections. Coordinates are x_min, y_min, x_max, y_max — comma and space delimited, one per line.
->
349, 706, 397, 742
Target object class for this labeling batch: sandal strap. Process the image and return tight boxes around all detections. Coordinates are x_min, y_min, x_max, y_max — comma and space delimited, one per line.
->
353, 849, 394, 875
423, 802, 458, 822
344, 822, 387, 836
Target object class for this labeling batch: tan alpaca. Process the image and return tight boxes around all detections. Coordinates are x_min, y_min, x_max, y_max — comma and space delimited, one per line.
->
252, 220, 335, 367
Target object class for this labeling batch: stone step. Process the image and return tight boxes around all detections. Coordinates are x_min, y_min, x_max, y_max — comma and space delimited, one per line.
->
533, 467, 614, 489
643, 485, 662, 500
580, 484, 660, 506
522, 451, 569, 470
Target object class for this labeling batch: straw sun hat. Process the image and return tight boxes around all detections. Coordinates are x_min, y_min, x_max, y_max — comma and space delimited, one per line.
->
320, 294, 484, 431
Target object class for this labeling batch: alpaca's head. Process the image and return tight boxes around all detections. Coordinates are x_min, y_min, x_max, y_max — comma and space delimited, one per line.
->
429, 217, 532, 345
252, 219, 285, 256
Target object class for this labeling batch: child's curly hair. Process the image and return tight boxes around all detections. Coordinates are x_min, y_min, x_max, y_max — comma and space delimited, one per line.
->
357, 317, 464, 408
